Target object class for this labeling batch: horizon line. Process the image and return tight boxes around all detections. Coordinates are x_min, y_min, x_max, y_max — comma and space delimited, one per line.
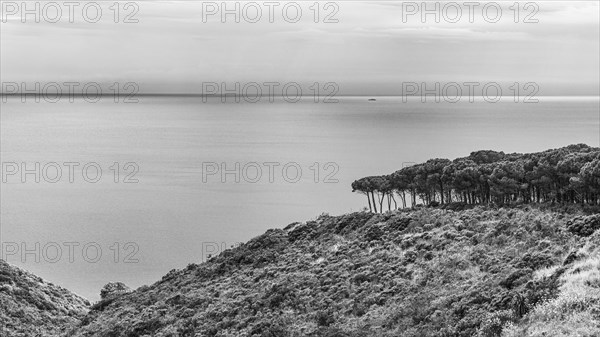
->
1, 93, 599, 98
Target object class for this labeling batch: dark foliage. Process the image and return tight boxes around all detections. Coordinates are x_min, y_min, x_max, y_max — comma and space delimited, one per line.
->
353, 144, 600, 213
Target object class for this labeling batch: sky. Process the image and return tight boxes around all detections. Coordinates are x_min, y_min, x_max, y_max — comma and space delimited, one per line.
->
1, 0, 599, 96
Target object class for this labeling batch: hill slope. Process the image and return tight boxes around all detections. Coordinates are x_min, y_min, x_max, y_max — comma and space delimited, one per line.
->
68, 206, 600, 337
0, 259, 90, 336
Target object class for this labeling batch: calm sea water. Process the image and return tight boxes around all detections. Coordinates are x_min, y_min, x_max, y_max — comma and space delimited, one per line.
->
1, 96, 598, 299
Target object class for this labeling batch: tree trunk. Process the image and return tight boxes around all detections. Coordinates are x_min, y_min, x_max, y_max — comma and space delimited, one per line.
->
371, 192, 378, 213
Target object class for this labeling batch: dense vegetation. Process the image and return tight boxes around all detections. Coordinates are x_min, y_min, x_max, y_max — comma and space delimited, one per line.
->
2, 145, 599, 336
66, 206, 599, 337
352, 144, 600, 212
0, 259, 90, 336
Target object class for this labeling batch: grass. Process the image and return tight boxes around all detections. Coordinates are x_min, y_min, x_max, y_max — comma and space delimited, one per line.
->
502, 232, 600, 337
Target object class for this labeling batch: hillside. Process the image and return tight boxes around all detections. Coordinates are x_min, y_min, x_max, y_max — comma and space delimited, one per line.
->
67, 206, 600, 336
3, 145, 600, 336
0, 259, 90, 336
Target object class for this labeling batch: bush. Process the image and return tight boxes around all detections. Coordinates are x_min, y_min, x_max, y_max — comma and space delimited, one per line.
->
315, 310, 335, 327
566, 215, 600, 237
100, 282, 131, 300
476, 310, 514, 337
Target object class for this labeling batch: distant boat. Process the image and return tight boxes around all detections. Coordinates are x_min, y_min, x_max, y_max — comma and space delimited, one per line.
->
368, 98, 377, 101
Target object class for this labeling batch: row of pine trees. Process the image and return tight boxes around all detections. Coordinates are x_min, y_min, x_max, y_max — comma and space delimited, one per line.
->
352, 144, 600, 213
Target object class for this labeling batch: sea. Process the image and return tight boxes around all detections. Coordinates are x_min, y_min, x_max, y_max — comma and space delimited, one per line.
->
1, 96, 598, 300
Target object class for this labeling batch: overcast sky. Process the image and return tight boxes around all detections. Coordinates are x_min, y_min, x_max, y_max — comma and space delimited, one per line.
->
1, 1, 599, 95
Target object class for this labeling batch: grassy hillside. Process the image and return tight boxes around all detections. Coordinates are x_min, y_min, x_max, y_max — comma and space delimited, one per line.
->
0, 259, 90, 336
67, 206, 600, 337
502, 227, 600, 337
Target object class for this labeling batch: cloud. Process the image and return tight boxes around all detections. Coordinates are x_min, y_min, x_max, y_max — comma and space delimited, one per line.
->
1, 0, 598, 95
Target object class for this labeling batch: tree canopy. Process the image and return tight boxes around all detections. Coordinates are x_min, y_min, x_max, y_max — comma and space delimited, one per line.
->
352, 144, 600, 212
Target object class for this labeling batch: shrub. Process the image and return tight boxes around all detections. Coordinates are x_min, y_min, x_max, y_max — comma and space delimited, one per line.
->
100, 282, 132, 300
315, 310, 335, 327
566, 215, 600, 237
476, 310, 514, 337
